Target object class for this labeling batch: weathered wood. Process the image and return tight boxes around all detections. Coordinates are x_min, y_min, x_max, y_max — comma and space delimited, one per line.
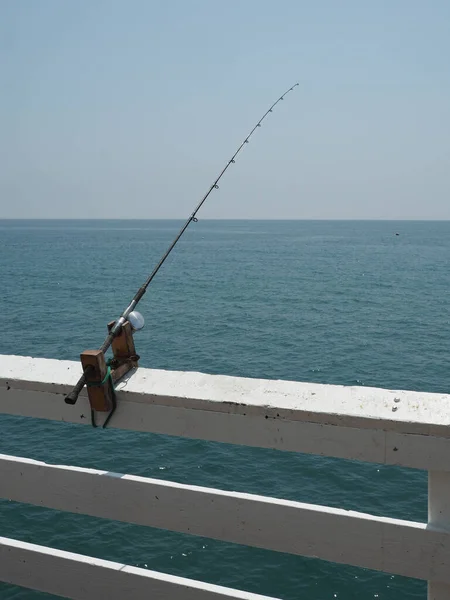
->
429, 584, 450, 600
2, 355, 450, 470
108, 320, 138, 367
428, 471, 450, 598
0, 536, 278, 600
1, 453, 450, 583
80, 350, 113, 412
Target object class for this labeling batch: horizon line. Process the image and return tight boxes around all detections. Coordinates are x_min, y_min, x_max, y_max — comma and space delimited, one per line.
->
1, 217, 450, 222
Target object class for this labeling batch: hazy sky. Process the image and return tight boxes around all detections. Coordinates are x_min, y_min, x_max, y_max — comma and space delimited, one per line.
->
1, 1, 449, 219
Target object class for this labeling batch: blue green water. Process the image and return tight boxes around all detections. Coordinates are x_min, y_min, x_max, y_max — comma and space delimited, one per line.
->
1, 219, 449, 599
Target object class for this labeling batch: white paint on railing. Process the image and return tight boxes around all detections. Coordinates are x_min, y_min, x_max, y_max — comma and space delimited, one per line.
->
0, 537, 279, 600
2, 354, 450, 470
2, 453, 450, 584
2, 354, 450, 596
428, 471, 450, 599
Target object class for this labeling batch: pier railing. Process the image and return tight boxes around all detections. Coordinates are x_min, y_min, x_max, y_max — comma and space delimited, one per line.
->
1, 354, 450, 600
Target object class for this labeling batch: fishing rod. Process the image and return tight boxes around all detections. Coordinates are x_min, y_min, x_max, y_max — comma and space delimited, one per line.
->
65, 83, 299, 405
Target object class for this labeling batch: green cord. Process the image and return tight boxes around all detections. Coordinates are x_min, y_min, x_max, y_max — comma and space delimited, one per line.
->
86, 363, 115, 388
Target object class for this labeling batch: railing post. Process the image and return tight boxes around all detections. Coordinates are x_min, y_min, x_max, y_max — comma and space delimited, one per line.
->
428, 471, 450, 599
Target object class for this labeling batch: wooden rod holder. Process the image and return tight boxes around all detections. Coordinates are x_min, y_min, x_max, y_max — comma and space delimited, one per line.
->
80, 349, 113, 412
80, 320, 139, 415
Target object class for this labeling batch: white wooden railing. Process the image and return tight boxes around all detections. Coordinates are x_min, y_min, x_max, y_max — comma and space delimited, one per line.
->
1, 354, 450, 600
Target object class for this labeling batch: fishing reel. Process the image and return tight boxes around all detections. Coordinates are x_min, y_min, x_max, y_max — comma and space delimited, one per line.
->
77, 311, 144, 428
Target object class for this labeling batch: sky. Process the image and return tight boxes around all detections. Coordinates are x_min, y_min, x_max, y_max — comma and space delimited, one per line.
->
1, 0, 449, 219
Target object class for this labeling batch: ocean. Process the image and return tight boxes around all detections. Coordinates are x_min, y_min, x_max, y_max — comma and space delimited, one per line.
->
1, 219, 449, 599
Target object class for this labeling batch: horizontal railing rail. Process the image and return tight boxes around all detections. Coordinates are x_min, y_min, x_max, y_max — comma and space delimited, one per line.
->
0, 537, 277, 600
1, 354, 450, 599
1, 453, 449, 583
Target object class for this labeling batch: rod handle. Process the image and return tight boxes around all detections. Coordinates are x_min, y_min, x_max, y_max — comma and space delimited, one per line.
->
65, 373, 86, 404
